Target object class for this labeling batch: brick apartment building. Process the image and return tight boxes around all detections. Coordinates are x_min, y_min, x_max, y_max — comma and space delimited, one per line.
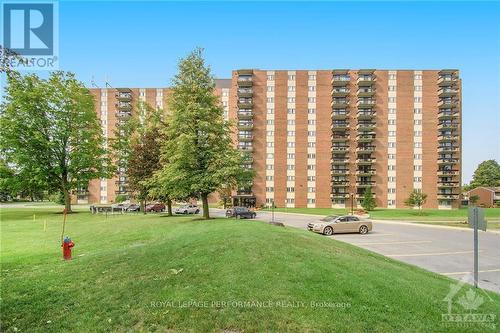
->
80, 69, 461, 209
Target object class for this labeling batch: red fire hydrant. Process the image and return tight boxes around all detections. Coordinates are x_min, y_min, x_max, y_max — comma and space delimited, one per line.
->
62, 236, 75, 260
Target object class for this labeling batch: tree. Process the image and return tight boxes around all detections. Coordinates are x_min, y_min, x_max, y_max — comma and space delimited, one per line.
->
468, 160, 500, 190
361, 187, 376, 211
158, 48, 253, 219
0, 71, 113, 212
0, 159, 16, 201
404, 190, 428, 212
469, 195, 479, 206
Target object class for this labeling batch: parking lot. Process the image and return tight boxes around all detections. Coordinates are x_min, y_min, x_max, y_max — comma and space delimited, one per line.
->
212, 208, 500, 293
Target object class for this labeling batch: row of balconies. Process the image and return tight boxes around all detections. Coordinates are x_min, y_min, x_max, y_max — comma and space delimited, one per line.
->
116, 92, 132, 101
237, 88, 253, 97
237, 109, 253, 119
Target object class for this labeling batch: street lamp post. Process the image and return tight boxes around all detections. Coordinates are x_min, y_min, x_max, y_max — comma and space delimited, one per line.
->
350, 193, 354, 215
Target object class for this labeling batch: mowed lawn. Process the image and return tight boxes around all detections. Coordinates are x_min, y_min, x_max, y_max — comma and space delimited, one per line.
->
1, 207, 499, 332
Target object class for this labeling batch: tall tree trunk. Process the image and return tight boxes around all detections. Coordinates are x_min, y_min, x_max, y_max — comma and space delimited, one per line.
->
142, 199, 147, 215
167, 198, 172, 216
63, 188, 72, 213
201, 193, 210, 219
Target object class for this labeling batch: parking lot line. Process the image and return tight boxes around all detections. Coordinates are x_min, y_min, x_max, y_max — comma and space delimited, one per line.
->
441, 268, 500, 276
386, 250, 482, 258
351, 240, 432, 246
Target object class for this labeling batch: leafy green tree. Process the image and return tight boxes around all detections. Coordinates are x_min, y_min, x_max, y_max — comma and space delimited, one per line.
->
0, 71, 113, 212
361, 187, 376, 211
404, 190, 428, 212
468, 160, 500, 189
0, 159, 16, 201
157, 48, 253, 219
469, 194, 479, 206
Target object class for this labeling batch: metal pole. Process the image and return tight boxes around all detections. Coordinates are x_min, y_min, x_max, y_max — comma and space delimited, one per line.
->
351, 194, 354, 215
272, 200, 275, 223
473, 207, 478, 288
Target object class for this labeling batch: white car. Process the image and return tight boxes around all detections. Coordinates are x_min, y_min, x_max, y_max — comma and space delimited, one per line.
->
174, 204, 200, 214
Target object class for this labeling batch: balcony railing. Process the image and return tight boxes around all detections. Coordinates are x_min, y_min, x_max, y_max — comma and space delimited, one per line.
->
356, 170, 376, 176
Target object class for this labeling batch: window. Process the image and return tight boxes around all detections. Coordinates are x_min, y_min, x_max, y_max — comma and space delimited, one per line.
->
389, 131, 396, 137
287, 153, 295, 159
414, 154, 422, 159
288, 86, 295, 92
388, 154, 396, 159
267, 86, 274, 92
308, 120, 316, 125
389, 74, 397, 80
308, 108, 316, 114
388, 142, 396, 148
308, 142, 316, 147
388, 176, 396, 182
307, 176, 316, 181
307, 153, 316, 159
287, 97, 295, 103
308, 131, 316, 137
266, 176, 274, 181
413, 177, 422, 182
308, 187, 316, 193
308, 86, 316, 91
414, 165, 422, 171
286, 187, 295, 192
388, 119, 396, 125
287, 131, 295, 136
266, 187, 274, 192
414, 131, 422, 137
307, 165, 316, 170
287, 119, 295, 125
307, 198, 316, 204
388, 188, 396, 193
266, 120, 274, 125
389, 108, 396, 114
414, 108, 422, 114
267, 97, 274, 103
308, 75, 316, 80
287, 175, 295, 181
389, 86, 396, 91
267, 108, 274, 114
414, 97, 422, 102
389, 97, 396, 103
287, 142, 295, 148
414, 120, 422, 125
266, 165, 274, 170
388, 200, 396, 206
414, 142, 422, 148
287, 165, 295, 170
388, 165, 396, 170
266, 142, 274, 147
286, 198, 295, 204
414, 85, 422, 91
267, 75, 274, 81
308, 97, 316, 103
266, 153, 274, 159
287, 108, 295, 114
414, 74, 422, 80
266, 131, 274, 136
288, 75, 296, 81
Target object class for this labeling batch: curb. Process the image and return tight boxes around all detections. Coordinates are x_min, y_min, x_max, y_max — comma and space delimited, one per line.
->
371, 219, 500, 235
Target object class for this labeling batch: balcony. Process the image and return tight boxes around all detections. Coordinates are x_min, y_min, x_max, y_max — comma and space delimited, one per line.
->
438, 87, 458, 98
437, 182, 460, 189
438, 99, 460, 109
357, 88, 376, 97
331, 99, 350, 108
331, 89, 350, 97
332, 193, 350, 198
331, 169, 349, 176
332, 146, 349, 153
237, 88, 253, 98
238, 134, 253, 142
332, 136, 350, 142
116, 102, 132, 111
237, 99, 253, 108
357, 134, 375, 142
356, 170, 376, 176
237, 76, 253, 87
438, 146, 459, 153
332, 181, 349, 187
356, 181, 375, 188
438, 158, 460, 165
356, 123, 376, 131
357, 158, 376, 165
437, 170, 459, 176
356, 146, 376, 153
237, 122, 253, 130
356, 193, 376, 199
331, 75, 350, 86
438, 134, 459, 142
437, 193, 460, 200
332, 111, 349, 120
331, 123, 349, 131
437, 71, 458, 86
438, 123, 459, 130
357, 99, 376, 108
357, 75, 375, 86
116, 111, 132, 118
237, 110, 253, 119
438, 110, 459, 120
116, 92, 132, 101
332, 159, 350, 165
237, 69, 253, 75
238, 145, 253, 152
357, 111, 376, 119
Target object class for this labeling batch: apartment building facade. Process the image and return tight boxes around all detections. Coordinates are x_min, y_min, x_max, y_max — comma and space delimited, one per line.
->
80, 69, 461, 209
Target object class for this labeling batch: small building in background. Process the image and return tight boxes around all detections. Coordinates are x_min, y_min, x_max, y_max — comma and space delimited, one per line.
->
465, 187, 500, 208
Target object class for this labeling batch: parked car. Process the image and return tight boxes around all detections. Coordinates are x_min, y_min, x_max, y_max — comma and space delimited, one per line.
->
126, 203, 140, 212
174, 204, 200, 214
111, 203, 128, 211
226, 206, 256, 219
145, 203, 166, 212
307, 215, 372, 235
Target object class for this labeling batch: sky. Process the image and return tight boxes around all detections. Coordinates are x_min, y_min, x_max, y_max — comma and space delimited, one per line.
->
4, 1, 500, 183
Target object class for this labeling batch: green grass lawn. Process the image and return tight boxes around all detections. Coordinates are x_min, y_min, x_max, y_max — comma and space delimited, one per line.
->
1, 207, 499, 332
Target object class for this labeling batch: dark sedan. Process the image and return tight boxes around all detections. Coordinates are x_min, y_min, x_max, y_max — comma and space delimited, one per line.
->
226, 206, 256, 219
145, 203, 166, 212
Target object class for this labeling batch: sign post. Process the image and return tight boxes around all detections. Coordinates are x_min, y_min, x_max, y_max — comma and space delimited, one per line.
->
468, 207, 486, 288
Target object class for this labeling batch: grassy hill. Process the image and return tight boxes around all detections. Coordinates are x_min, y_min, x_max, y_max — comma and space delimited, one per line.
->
1, 207, 499, 332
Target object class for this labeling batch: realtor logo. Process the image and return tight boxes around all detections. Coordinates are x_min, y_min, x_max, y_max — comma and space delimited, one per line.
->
1, 1, 58, 70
